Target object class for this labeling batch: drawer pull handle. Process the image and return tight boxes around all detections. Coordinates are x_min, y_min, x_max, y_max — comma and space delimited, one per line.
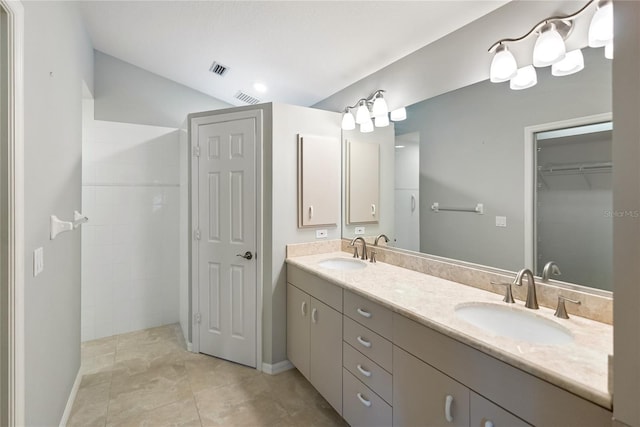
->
301, 301, 307, 317
311, 308, 318, 324
356, 336, 372, 348
484, 421, 494, 427
445, 394, 454, 423
356, 308, 372, 318
356, 364, 372, 377
357, 392, 372, 407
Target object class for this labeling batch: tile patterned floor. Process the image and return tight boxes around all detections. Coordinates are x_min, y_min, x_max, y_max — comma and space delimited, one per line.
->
69, 324, 347, 427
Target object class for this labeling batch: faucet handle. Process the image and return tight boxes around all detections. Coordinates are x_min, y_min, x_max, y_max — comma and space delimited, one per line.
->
490, 281, 515, 304
554, 295, 581, 319
369, 251, 376, 263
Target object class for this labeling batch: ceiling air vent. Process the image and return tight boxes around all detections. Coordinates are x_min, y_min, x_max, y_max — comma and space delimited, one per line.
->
235, 91, 260, 105
209, 61, 229, 76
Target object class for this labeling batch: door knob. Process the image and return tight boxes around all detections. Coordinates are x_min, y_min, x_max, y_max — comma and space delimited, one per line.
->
236, 251, 253, 260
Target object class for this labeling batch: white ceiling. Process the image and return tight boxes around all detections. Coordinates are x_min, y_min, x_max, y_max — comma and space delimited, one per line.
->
79, 1, 509, 108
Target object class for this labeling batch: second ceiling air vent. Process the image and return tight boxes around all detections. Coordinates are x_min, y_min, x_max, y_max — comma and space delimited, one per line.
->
234, 91, 260, 105
209, 61, 229, 76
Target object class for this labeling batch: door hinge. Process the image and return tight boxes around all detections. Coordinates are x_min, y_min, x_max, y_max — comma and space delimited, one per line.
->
194, 229, 201, 240
194, 312, 202, 324
193, 146, 201, 157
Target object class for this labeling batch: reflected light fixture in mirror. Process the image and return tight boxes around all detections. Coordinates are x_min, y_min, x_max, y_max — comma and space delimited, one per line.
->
488, 0, 613, 90
341, 89, 406, 132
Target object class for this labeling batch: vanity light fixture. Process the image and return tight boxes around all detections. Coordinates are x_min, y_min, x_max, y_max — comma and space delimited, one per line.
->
341, 90, 407, 132
551, 49, 585, 76
488, 0, 613, 91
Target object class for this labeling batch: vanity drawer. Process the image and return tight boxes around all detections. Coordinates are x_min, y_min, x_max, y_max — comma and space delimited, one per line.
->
287, 264, 342, 312
344, 289, 393, 340
343, 316, 392, 372
342, 369, 392, 427
343, 342, 392, 404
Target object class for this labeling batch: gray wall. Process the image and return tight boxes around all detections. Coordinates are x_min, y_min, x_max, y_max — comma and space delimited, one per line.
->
612, 3, 640, 425
394, 48, 611, 271
94, 51, 232, 128
23, 2, 93, 425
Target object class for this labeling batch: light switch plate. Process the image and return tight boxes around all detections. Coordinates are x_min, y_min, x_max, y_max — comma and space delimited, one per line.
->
34, 247, 44, 277
495, 216, 507, 228
355, 226, 365, 235
316, 229, 328, 239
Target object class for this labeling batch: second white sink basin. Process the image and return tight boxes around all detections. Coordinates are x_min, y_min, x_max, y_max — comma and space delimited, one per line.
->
455, 302, 573, 345
318, 257, 367, 271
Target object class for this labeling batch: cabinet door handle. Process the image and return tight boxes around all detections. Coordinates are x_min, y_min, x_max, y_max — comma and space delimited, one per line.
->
445, 394, 454, 423
300, 301, 307, 317
356, 364, 372, 377
484, 421, 494, 427
411, 194, 416, 212
356, 336, 372, 348
311, 308, 318, 324
357, 392, 372, 407
356, 308, 372, 318
371, 204, 376, 216
309, 205, 314, 219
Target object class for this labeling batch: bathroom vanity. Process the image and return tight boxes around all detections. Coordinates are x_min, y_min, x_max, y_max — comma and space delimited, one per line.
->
286, 249, 612, 427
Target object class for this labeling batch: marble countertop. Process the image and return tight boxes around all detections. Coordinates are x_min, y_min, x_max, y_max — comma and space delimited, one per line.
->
286, 251, 613, 409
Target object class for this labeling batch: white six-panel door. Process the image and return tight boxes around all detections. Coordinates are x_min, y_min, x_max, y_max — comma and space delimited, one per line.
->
193, 113, 259, 368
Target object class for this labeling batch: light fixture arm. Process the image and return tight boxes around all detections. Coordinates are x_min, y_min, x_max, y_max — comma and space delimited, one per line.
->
343, 90, 386, 112
488, 0, 600, 52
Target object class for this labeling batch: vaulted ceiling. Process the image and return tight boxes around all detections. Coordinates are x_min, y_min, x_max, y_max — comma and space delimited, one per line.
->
79, 1, 509, 108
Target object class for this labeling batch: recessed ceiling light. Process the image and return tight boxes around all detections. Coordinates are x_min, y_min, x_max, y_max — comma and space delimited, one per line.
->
395, 145, 406, 149
253, 82, 268, 93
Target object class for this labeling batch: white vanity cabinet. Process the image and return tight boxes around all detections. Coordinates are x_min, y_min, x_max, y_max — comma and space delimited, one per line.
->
393, 346, 470, 427
286, 266, 343, 415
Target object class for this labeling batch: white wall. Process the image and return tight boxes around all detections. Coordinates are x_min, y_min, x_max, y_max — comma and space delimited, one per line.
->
94, 51, 232, 128
81, 100, 180, 341
23, 2, 93, 425
269, 103, 342, 364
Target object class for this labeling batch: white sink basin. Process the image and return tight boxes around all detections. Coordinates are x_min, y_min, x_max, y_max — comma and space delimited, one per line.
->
318, 258, 367, 271
455, 303, 573, 345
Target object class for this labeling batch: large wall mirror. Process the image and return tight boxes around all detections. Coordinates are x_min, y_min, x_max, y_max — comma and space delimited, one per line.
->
342, 47, 612, 294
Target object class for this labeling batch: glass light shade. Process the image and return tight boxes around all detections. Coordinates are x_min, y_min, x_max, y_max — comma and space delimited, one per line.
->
355, 101, 370, 124
360, 118, 374, 133
589, 1, 613, 48
341, 111, 356, 130
371, 95, 389, 117
490, 45, 517, 83
533, 23, 566, 67
510, 66, 537, 90
605, 41, 614, 59
375, 115, 389, 128
552, 49, 584, 76
390, 107, 407, 121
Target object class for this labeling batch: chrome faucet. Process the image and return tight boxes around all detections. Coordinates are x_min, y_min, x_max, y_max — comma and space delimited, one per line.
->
514, 268, 539, 309
541, 261, 561, 282
349, 236, 368, 261
374, 234, 390, 246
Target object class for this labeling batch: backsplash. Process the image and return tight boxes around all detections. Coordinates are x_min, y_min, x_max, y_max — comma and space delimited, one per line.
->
284, 239, 613, 324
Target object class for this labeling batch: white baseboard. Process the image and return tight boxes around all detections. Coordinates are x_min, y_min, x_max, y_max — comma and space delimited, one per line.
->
59, 368, 83, 426
262, 360, 294, 375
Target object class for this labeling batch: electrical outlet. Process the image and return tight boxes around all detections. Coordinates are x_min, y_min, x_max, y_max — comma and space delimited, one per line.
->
355, 226, 365, 235
495, 216, 507, 228
316, 229, 328, 239
34, 247, 44, 277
